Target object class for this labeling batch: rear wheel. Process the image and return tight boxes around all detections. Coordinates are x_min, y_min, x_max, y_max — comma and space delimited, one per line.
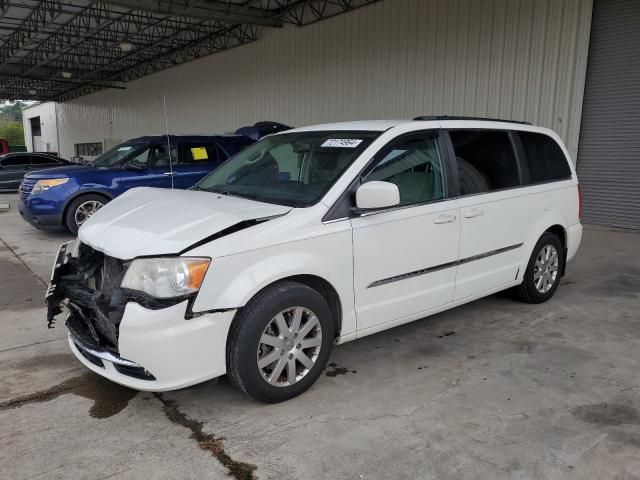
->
65, 194, 108, 234
516, 232, 564, 303
226, 281, 334, 403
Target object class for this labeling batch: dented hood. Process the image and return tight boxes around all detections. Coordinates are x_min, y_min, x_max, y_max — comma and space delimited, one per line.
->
78, 187, 291, 259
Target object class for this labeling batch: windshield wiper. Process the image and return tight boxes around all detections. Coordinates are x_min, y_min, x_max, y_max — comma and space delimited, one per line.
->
203, 186, 233, 196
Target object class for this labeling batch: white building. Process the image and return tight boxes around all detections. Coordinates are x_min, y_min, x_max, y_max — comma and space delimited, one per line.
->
22, 102, 59, 154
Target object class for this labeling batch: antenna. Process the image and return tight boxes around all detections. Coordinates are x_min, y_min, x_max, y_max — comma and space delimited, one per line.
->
163, 95, 174, 189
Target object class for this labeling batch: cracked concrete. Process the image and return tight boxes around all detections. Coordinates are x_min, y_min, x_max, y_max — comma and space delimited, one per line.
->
1, 191, 640, 479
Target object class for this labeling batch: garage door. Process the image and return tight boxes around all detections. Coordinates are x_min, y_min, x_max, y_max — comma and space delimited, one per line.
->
577, 0, 640, 229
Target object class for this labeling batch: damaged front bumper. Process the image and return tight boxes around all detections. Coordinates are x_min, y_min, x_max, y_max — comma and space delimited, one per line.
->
47, 240, 237, 391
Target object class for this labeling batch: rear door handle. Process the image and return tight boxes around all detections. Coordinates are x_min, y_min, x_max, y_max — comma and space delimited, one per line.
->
464, 208, 485, 218
434, 213, 457, 224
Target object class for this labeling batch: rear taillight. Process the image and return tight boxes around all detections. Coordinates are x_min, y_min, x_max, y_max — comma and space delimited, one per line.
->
577, 184, 583, 220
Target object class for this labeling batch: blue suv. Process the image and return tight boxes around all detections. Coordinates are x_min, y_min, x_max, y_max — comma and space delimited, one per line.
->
18, 134, 254, 234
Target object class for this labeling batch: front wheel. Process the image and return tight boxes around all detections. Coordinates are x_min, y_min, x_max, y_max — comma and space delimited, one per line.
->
226, 282, 335, 403
516, 232, 564, 303
65, 194, 107, 234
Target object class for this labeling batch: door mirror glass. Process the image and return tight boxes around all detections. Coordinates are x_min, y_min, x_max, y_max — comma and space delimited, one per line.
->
355, 181, 400, 210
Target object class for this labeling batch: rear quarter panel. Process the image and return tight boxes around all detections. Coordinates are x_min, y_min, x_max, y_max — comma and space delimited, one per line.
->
513, 126, 581, 276
516, 180, 580, 274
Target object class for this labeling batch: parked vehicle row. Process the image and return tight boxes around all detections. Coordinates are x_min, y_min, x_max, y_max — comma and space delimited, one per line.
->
46, 117, 583, 403
18, 122, 290, 234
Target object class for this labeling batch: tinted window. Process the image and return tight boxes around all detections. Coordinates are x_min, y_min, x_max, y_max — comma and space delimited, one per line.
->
449, 130, 520, 195
518, 132, 571, 183
363, 134, 444, 206
31, 155, 61, 165
1, 155, 29, 167
128, 144, 177, 167
181, 143, 220, 164
93, 143, 177, 168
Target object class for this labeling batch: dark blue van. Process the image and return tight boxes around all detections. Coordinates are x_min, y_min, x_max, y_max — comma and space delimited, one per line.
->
18, 134, 254, 234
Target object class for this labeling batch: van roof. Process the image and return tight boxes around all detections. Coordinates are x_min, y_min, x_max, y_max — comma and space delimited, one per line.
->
289, 117, 538, 133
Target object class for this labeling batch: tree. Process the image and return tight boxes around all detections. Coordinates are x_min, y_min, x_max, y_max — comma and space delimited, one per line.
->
0, 120, 25, 146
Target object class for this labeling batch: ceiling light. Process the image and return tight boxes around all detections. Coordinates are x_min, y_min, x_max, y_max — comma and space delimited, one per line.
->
61, 71, 72, 79
119, 41, 134, 53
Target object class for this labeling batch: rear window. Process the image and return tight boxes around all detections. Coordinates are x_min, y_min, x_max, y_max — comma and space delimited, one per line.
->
1, 155, 29, 167
449, 130, 520, 195
181, 143, 221, 164
518, 132, 572, 184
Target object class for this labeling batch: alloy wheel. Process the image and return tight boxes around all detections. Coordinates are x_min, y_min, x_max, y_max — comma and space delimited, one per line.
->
533, 244, 559, 294
74, 200, 103, 227
257, 306, 322, 387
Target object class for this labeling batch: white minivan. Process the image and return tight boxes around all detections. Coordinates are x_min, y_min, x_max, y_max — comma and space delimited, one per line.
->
47, 117, 582, 403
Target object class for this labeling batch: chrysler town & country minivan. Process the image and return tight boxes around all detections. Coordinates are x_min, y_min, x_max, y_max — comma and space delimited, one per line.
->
46, 117, 582, 403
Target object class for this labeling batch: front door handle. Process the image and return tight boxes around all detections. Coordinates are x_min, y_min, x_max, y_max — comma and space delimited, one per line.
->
434, 213, 457, 224
464, 208, 485, 218
163, 171, 174, 176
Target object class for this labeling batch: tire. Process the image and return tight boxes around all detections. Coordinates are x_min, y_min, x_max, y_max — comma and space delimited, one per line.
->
64, 194, 108, 235
516, 232, 564, 304
226, 281, 335, 403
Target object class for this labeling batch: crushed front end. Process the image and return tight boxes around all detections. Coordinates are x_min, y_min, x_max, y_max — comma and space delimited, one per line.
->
47, 240, 156, 381
46, 240, 236, 391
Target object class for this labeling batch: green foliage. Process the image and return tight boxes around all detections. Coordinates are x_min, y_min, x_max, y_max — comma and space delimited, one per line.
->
0, 121, 25, 146
0, 102, 27, 146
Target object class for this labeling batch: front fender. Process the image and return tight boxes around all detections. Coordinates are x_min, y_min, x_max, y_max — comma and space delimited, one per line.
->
191, 229, 356, 335
62, 187, 115, 211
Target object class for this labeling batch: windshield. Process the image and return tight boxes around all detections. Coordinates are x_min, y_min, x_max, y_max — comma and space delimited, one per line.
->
92, 142, 176, 168
195, 131, 380, 207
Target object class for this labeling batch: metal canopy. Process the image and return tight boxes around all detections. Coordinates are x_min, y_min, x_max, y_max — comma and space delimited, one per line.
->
0, 0, 379, 101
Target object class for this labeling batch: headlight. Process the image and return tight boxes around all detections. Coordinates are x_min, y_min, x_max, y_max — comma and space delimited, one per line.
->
32, 178, 69, 194
121, 257, 210, 299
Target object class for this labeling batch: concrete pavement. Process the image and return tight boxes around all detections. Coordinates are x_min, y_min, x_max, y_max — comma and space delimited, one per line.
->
1, 192, 639, 479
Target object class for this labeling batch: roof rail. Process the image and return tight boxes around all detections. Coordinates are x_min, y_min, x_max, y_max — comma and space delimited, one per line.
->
413, 115, 532, 125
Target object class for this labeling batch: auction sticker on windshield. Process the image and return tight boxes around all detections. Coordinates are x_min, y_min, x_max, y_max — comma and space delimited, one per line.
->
321, 139, 363, 148
191, 147, 209, 161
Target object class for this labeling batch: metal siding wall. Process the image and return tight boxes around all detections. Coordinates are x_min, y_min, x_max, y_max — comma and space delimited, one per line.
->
577, 0, 640, 229
56, 0, 592, 163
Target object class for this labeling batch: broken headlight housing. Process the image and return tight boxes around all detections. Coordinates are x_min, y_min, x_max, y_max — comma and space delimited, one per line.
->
121, 257, 210, 299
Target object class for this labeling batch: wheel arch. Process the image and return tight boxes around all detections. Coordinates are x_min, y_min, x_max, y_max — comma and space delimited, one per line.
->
521, 216, 569, 280
544, 224, 568, 276
62, 189, 113, 222
237, 275, 343, 339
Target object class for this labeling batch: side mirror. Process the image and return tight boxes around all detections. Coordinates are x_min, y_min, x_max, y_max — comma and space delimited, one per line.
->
355, 181, 400, 210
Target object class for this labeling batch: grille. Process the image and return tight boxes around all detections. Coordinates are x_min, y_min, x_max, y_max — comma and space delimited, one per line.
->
62, 244, 128, 352
19, 177, 36, 200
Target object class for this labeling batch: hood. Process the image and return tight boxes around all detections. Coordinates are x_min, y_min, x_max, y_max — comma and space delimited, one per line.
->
78, 187, 292, 259
25, 164, 102, 180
